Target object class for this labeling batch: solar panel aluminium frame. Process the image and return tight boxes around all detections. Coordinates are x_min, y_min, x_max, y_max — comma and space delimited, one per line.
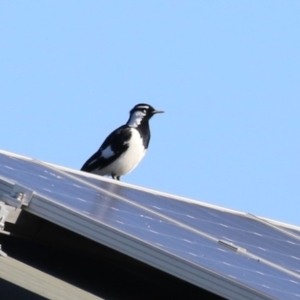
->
0, 152, 276, 300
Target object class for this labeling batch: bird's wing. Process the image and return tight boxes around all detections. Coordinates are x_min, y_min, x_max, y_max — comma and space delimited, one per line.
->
81, 125, 132, 172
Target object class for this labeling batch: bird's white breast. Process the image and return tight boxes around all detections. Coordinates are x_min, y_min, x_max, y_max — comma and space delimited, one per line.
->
97, 129, 146, 177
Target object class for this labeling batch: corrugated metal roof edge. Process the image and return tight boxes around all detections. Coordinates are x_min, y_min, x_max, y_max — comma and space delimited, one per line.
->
0, 256, 103, 300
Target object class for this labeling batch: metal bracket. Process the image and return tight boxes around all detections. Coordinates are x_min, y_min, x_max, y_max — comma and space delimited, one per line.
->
0, 203, 9, 231
0, 203, 9, 257
1, 184, 34, 209
218, 240, 247, 253
0, 245, 7, 257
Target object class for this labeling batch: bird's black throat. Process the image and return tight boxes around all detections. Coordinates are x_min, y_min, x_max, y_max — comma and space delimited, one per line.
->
136, 121, 151, 149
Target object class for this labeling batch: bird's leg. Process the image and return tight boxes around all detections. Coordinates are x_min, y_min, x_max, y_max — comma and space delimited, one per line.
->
112, 174, 120, 180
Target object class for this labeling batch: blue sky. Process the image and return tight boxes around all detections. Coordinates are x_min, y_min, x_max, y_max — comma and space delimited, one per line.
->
1, 2, 299, 225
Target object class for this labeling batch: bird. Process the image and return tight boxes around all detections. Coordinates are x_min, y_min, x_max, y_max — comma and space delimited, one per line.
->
81, 103, 164, 180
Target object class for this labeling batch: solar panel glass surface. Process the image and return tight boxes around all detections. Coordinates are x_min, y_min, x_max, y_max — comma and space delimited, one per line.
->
0, 153, 300, 300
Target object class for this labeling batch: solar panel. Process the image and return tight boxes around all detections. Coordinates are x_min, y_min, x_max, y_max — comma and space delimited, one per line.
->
72, 171, 300, 276
1, 151, 300, 300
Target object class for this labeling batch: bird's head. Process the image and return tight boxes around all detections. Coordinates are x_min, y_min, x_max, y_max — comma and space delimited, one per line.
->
127, 103, 164, 127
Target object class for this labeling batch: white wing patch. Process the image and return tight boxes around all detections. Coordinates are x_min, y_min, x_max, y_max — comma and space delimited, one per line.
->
102, 145, 115, 159
87, 159, 98, 166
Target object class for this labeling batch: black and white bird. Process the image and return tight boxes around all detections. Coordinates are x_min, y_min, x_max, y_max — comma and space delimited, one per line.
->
81, 103, 164, 180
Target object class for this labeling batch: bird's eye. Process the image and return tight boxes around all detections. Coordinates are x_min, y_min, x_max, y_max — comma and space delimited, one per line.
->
143, 109, 146, 113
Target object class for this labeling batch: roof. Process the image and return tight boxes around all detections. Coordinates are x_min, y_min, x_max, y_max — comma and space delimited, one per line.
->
0, 149, 300, 300
0, 256, 102, 300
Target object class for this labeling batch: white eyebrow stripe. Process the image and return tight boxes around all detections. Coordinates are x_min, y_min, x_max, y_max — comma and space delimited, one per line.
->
136, 105, 149, 109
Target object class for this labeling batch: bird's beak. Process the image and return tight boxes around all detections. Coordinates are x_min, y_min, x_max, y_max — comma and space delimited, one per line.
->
153, 109, 164, 114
